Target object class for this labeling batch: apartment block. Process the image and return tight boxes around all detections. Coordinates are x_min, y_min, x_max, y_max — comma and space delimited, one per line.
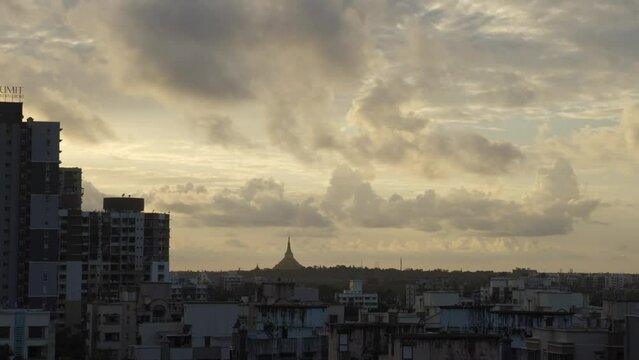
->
0, 101, 60, 310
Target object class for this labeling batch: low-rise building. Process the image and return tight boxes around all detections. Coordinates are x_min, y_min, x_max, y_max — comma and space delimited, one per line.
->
132, 302, 239, 360
87, 283, 182, 359
626, 315, 639, 359
335, 280, 378, 310
234, 282, 328, 360
328, 322, 509, 360
524, 328, 611, 360
390, 333, 509, 360
0, 310, 54, 360
415, 291, 460, 328
222, 272, 244, 292
511, 290, 588, 312
87, 299, 137, 360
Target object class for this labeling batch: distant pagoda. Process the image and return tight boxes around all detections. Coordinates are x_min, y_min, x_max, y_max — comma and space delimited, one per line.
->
273, 237, 304, 270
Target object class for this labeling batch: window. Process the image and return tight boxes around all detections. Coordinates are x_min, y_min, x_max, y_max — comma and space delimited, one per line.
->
204, 336, 211, 347
402, 345, 413, 360
28, 326, 45, 339
27, 346, 47, 359
527, 350, 541, 360
339, 333, 348, 352
0, 327, 9, 339
545, 317, 554, 327
103, 313, 120, 325
104, 332, 120, 342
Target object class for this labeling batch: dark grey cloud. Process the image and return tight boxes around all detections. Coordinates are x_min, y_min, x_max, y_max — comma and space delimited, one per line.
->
157, 182, 207, 194
81, 0, 370, 102
57, 0, 639, 172
343, 80, 525, 175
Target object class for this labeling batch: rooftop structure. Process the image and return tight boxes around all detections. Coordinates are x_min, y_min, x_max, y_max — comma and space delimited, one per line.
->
272, 237, 304, 270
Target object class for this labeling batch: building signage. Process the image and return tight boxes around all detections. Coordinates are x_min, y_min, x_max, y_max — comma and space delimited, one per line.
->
0, 85, 24, 102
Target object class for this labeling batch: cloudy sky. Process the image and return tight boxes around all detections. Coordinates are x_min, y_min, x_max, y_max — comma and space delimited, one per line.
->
3, 0, 639, 272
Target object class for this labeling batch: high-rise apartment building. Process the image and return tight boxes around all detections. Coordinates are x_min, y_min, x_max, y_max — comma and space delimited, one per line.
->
0, 101, 60, 310
58, 167, 85, 326
59, 195, 170, 328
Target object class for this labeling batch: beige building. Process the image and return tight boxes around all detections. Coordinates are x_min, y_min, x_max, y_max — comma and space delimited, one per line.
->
87, 300, 137, 360
87, 283, 182, 359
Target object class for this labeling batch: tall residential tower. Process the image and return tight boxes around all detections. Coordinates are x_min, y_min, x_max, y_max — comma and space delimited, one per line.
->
0, 101, 60, 310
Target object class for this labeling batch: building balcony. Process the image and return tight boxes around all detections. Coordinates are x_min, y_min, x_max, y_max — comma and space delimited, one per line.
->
278, 338, 297, 354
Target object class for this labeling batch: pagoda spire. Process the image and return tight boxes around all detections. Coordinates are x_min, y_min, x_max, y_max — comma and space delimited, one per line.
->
286, 236, 292, 255
273, 236, 304, 270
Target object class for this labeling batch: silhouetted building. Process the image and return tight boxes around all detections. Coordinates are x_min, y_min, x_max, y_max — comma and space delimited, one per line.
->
59, 196, 170, 328
233, 281, 327, 360
272, 237, 304, 270
0, 101, 60, 310
59, 167, 82, 210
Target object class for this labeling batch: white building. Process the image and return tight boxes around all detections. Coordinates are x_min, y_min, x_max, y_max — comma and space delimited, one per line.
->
605, 274, 628, 290
414, 291, 460, 327
132, 302, 239, 360
511, 289, 588, 312
335, 280, 378, 310
0, 310, 55, 360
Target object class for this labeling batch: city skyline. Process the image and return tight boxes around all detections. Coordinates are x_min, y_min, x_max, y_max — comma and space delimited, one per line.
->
2, 0, 639, 272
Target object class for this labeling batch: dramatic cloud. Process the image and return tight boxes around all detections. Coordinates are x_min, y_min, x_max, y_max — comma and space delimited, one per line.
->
151, 160, 598, 237
66, 0, 534, 175
341, 79, 525, 175
154, 178, 332, 228
2, 0, 638, 269
321, 160, 599, 236
0, 2, 117, 144
33, 88, 117, 144
72, 0, 371, 101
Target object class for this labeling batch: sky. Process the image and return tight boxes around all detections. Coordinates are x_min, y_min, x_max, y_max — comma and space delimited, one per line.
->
2, 0, 639, 272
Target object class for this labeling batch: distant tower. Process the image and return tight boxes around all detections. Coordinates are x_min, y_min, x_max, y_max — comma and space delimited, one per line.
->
273, 237, 304, 270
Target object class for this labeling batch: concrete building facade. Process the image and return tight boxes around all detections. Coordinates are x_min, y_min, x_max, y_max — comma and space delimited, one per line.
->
0, 309, 55, 360
335, 280, 378, 310
0, 101, 60, 310
59, 196, 170, 328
